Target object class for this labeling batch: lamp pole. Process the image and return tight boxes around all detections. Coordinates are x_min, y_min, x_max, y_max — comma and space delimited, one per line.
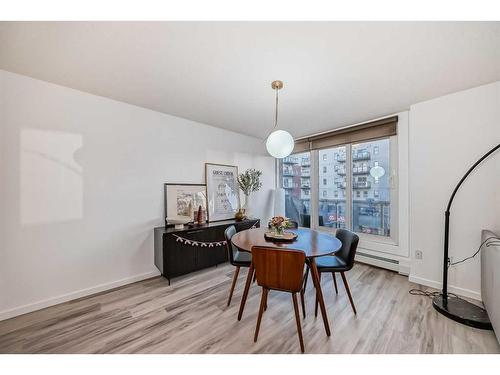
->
432, 143, 500, 329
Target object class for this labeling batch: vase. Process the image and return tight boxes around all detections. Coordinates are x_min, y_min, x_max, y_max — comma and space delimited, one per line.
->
274, 226, 284, 236
235, 209, 245, 221
242, 194, 252, 218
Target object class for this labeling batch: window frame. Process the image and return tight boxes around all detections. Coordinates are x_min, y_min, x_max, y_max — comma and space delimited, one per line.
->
287, 136, 399, 247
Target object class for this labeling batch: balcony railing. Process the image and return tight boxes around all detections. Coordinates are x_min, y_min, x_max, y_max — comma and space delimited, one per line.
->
283, 156, 298, 164
353, 169, 369, 175
336, 155, 346, 162
353, 151, 371, 161
353, 181, 371, 189
282, 170, 295, 177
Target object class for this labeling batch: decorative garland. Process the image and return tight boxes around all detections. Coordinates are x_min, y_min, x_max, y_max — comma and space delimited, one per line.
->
173, 234, 227, 247
172, 222, 259, 247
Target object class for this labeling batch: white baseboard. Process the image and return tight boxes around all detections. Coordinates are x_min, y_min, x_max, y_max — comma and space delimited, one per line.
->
355, 252, 410, 275
355, 253, 399, 272
408, 275, 481, 302
0, 270, 161, 322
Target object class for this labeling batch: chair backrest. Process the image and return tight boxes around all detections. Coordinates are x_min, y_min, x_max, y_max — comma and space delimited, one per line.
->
224, 225, 238, 265
252, 246, 306, 293
335, 229, 359, 269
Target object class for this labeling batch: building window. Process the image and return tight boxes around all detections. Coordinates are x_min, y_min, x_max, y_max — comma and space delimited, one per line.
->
323, 190, 327, 198
323, 166, 327, 173
323, 178, 327, 185
323, 154, 327, 161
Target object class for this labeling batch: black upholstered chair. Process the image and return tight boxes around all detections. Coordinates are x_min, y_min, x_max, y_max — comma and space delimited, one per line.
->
303, 228, 359, 315
224, 225, 252, 306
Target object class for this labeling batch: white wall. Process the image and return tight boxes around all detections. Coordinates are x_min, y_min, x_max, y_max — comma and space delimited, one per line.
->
409, 81, 500, 300
0, 70, 274, 320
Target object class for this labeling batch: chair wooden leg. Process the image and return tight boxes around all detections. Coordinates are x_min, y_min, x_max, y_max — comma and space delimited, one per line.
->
332, 272, 338, 294
314, 272, 322, 317
340, 271, 356, 314
264, 289, 268, 311
292, 292, 305, 353
238, 263, 254, 321
254, 288, 268, 342
302, 265, 310, 293
300, 288, 306, 319
227, 266, 240, 306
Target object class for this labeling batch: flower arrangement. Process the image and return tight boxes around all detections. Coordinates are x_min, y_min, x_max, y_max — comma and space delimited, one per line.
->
268, 215, 291, 236
237, 168, 263, 196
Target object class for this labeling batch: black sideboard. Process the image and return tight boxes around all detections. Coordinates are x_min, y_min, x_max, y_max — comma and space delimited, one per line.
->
154, 219, 260, 284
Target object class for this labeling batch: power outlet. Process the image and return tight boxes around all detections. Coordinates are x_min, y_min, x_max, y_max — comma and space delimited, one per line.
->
415, 250, 423, 260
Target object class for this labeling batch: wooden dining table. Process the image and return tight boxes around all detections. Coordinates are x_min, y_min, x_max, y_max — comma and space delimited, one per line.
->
231, 227, 342, 336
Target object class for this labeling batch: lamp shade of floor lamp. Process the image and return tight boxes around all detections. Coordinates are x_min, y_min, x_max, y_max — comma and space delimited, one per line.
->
432, 143, 500, 329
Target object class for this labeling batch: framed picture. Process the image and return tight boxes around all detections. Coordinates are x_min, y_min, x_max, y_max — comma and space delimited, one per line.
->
164, 183, 207, 223
205, 163, 240, 222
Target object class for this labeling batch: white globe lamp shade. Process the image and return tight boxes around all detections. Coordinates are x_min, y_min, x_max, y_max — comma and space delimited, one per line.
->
266, 130, 294, 159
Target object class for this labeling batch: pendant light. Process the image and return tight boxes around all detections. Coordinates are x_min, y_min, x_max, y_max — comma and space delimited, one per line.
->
265, 80, 294, 159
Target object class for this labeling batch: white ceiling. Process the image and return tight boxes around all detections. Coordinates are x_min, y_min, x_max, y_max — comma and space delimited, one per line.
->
1, 22, 499, 139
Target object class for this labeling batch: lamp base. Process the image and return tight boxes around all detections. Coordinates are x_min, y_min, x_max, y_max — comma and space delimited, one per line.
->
432, 295, 492, 330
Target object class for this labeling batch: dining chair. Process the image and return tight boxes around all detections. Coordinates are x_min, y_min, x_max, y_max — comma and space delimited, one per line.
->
302, 228, 359, 316
252, 246, 307, 353
224, 225, 252, 306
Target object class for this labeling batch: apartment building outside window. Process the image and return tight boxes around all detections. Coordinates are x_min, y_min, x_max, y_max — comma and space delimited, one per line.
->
278, 116, 398, 243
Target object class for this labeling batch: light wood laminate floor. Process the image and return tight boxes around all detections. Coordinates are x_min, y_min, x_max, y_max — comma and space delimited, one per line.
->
1, 263, 499, 354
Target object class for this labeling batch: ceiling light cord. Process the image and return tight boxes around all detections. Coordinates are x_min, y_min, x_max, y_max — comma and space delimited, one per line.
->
274, 86, 279, 129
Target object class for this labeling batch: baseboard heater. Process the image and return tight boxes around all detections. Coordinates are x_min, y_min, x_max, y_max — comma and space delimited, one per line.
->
355, 251, 400, 272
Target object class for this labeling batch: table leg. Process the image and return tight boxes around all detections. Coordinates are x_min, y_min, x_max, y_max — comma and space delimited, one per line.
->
237, 263, 254, 321
309, 257, 331, 336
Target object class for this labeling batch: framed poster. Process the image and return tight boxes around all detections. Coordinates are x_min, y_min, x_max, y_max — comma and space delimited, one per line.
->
164, 183, 207, 223
205, 163, 240, 222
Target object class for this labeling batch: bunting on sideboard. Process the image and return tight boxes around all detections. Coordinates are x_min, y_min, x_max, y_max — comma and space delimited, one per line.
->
172, 234, 227, 247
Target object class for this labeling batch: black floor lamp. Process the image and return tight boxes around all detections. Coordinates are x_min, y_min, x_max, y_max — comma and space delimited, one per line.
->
432, 143, 500, 329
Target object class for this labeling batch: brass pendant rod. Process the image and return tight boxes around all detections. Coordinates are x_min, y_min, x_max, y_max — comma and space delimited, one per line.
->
274, 86, 279, 129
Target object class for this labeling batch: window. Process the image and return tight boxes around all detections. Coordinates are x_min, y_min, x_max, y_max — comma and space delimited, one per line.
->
318, 146, 347, 229
351, 138, 392, 237
279, 152, 311, 227
315, 138, 396, 240
281, 116, 398, 242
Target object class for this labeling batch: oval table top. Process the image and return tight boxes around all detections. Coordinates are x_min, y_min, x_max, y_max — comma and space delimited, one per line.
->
231, 227, 342, 258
